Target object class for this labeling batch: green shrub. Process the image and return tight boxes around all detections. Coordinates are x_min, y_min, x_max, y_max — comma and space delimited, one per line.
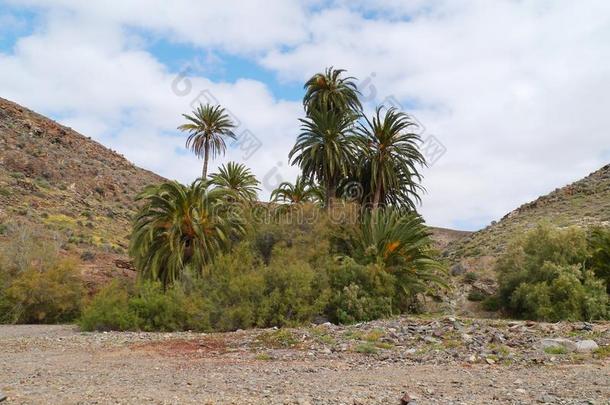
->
467, 289, 486, 302
3, 259, 84, 323
496, 223, 608, 321
79, 281, 210, 332
78, 281, 137, 331
326, 259, 395, 324
587, 227, 610, 293
128, 282, 209, 332
464, 272, 478, 283
481, 295, 501, 312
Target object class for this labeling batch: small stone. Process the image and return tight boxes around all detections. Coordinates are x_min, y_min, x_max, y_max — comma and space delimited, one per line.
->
400, 392, 415, 404
0, 392, 6, 403
574, 340, 599, 353
461, 333, 473, 343
467, 354, 477, 363
515, 388, 526, 394
450, 264, 466, 276
485, 357, 496, 365
423, 336, 440, 344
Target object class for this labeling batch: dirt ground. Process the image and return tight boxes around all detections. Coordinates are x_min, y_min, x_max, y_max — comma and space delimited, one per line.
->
0, 321, 608, 404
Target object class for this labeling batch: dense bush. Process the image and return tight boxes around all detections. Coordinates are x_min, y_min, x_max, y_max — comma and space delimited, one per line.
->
81, 206, 447, 331
496, 223, 608, 321
0, 224, 84, 324
79, 281, 209, 332
326, 259, 395, 324
587, 227, 610, 293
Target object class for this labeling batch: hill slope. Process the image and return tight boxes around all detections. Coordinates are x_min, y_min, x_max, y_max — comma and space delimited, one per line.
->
0, 97, 164, 285
446, 163, 610, 272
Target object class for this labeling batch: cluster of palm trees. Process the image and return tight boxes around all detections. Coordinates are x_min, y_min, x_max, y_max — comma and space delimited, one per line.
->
130, 67, 434, 287
289, 67, 426, 212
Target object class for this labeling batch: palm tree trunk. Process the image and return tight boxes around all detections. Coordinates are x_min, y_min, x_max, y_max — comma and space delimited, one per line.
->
326, 182, 333, 212
372, 179, 382, 210
202, 138, 210, 179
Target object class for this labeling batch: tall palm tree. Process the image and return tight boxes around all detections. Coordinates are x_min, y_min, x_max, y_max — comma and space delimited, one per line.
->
303, 67, 362, 114
355, 106, 426, 211
289, 108, 357, 210
178, 104, 237, 179
270, 175, 321, 204
129, 180, 244, 287
209, 162, 260, 202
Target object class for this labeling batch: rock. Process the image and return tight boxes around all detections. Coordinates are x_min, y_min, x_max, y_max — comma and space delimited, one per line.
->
491, 333, 505, 344
485, 357, 496, 365
515, 388, 527, 394
573, 322, 594, 332
0, 391, 5, 402
312, 315, 330, 325
450, 264, 466, 276
400, 392, 416, 404
539, 338, 577, 352
574, 340, 599, 353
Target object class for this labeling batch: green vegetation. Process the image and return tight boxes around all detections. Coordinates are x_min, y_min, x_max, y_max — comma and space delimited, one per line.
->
270, 175, 320, 205
495, 223, 609, 321
209, 162, 260, 202
81, 202, 446, 331
76, 67, 447, 332
593, 345, 610, 359
544, 346, 568, 355
0, 224, 84, 323
467, 290, 486, 302
255, 329, 299, 348
587, 227, 610, 293
129, 179, 245, 288
355, 342, 378, 354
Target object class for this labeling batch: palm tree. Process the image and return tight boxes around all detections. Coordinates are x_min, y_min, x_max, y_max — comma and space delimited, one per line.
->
355, 106, 426, 211
129, 180, 244, 287
270, 175, 320, 204
303, 67, 362, 114
289, 107, 357, 210
210, 162, 260, 202
178, 104, 237, 179
347, 208, 446, 291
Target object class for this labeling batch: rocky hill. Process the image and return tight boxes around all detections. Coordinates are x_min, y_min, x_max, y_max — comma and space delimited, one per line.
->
444, 163, 610, 302
0, 97, 164, 286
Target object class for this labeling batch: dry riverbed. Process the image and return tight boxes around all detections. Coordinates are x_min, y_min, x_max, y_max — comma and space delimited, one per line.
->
1, 317, 609, 404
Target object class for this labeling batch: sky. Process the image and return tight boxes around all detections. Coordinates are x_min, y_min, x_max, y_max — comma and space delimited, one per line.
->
0, 0, 609, 231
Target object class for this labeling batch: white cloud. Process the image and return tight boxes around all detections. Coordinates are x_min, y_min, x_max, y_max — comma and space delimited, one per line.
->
0, 9, 303, 198
261, 0, 610, 228
9, 0, 311, 53
1, 0, 609, 230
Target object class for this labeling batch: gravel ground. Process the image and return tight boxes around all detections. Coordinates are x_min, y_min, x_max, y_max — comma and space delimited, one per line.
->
1, 318, 609, 404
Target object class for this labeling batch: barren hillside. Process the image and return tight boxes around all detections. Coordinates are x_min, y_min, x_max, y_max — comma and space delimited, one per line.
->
0, 97, 165, 286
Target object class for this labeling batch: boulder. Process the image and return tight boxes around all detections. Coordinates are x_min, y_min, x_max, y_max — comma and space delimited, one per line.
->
450, 264, 466, 276
539, 338, 577, 352
574, 340, 599, 353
